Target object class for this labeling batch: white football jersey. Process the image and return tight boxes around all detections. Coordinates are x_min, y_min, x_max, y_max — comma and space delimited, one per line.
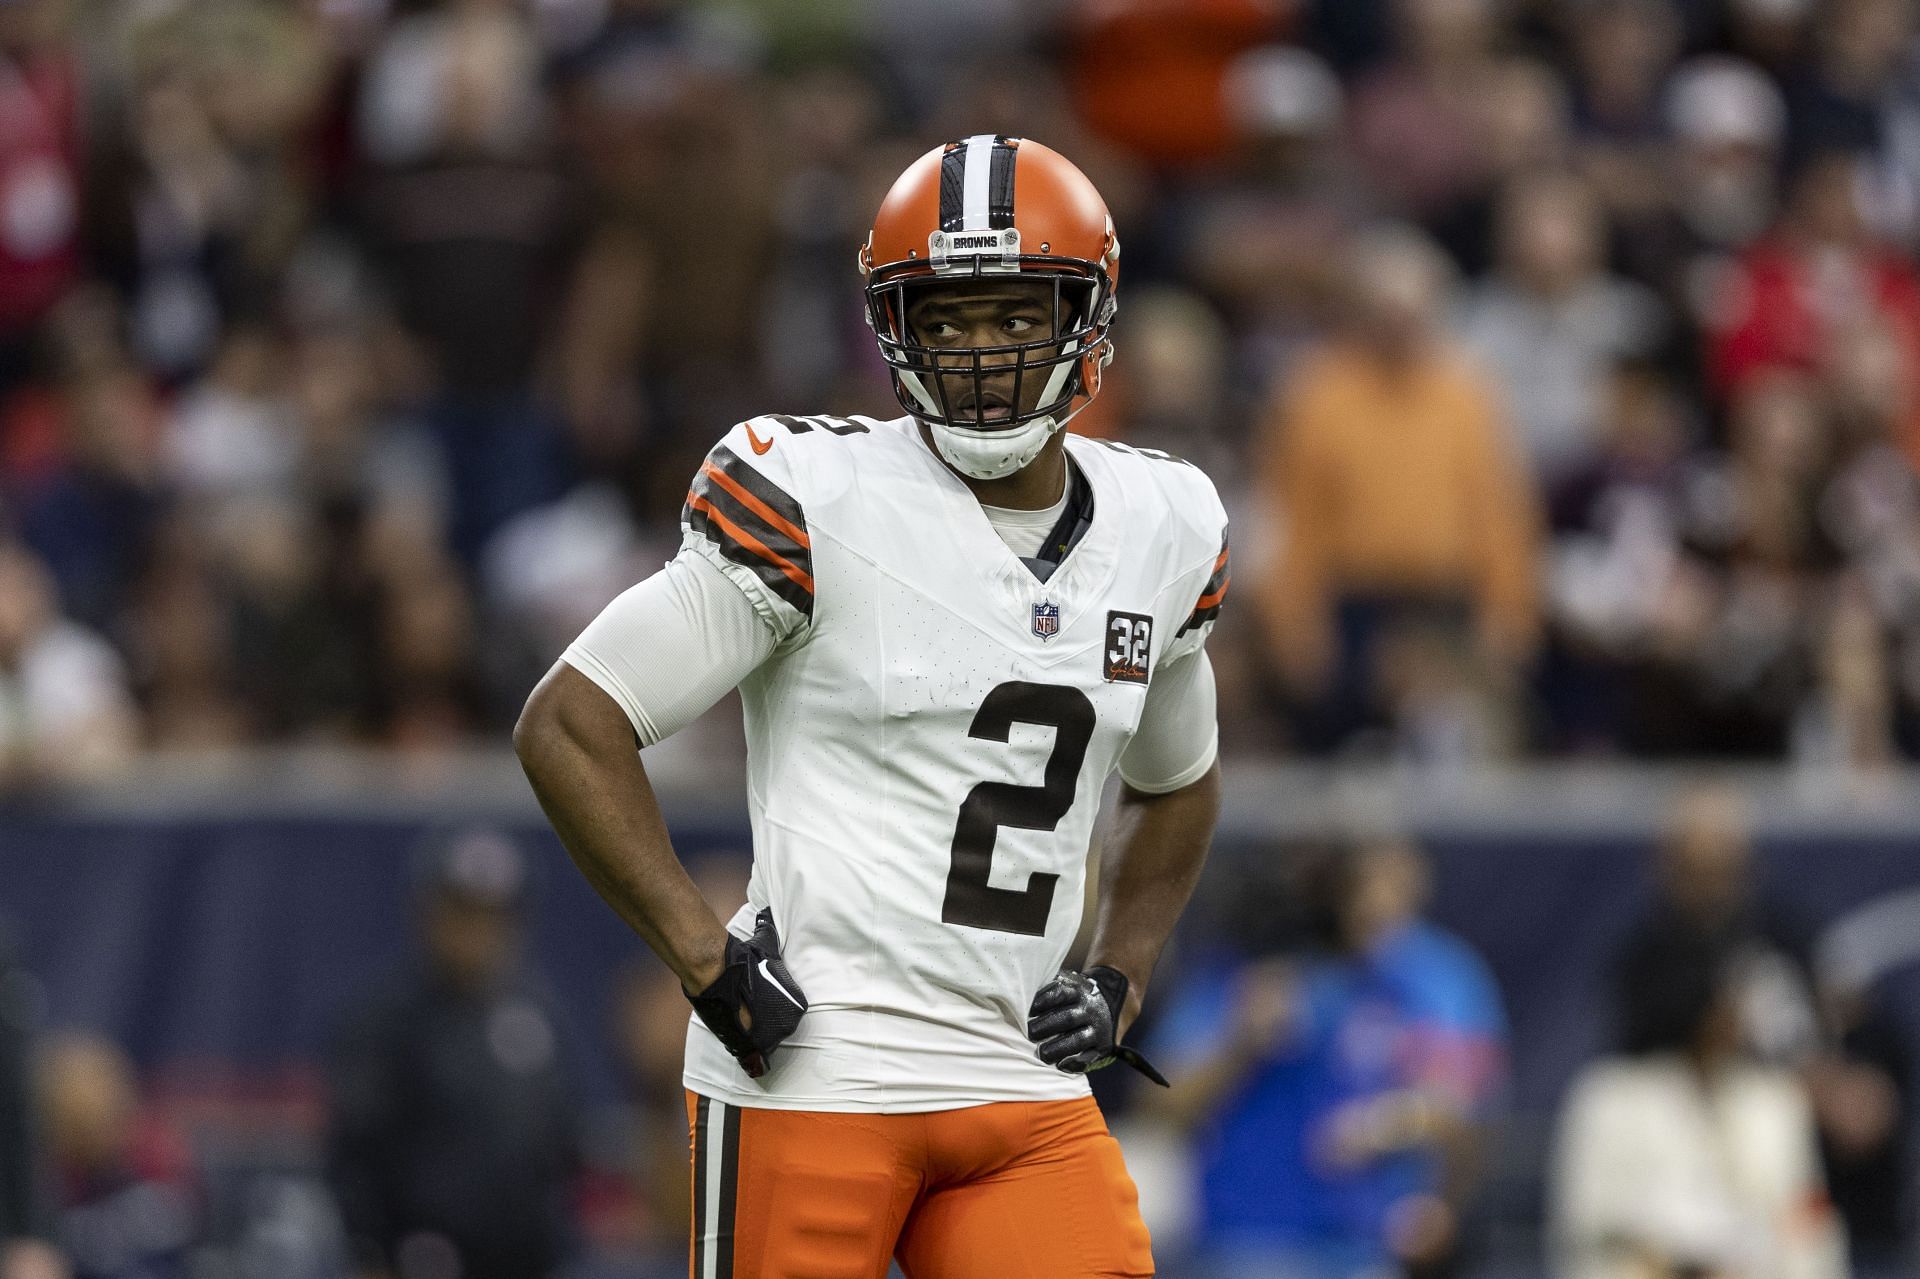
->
673, 413, 1227, 1112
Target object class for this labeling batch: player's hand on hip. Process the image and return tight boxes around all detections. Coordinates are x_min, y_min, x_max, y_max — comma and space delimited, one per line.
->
1026, 967, 1169, 1086
683, 908, 807, 1078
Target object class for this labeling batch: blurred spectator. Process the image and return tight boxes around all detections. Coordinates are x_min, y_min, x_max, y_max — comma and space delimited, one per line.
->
1459, 170, 1669, 484
7, 306, 163, 635
40, 1035, 197, 1279
1173, 44, 1361, 402
1782, 0, 1915, 199
1062, 0, 1286, 171
1564, 0, 1681, 223
220, 497, 375, 743
1148, 837, 1506, 1279
1665, 56, 1786, 255
1349, 0, 1504, 226
549, 0, 777, 495
363, 515, 487, 749
0, 0, 82, 406
1809, 891, 1920, 1273
160, 326, 297, 511
0, 932, 65, 1279
1619, 784, 1819, 1065
1605, 54, 1783, 308
1802, 973, 1914, 1277
86, 6, 323, 383
1704, 150, 1920, 420
1539, 346, 1920, 765
1349, 0, 1574, 269
1102, 286, 1236, 469
1253, 225, 1542, 757
1441, 56, 1577, 270
1539, 357, 1695, 751
480, 481, 660, 725
1659, 371, 1838, 756
1552, 927, 1847, 1279
325, 829, 581, 1279
1615, 784, 1912, 1266
0, 541, 136, 788
749, 63, 891, 416
1793, 575, 1900, 772
356, 0, 575, 560
115, 516, 251, 751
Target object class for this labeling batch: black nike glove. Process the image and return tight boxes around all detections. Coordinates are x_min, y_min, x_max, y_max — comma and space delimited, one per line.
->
684, 908, 807, 1079
1026, 966, 1169, 1086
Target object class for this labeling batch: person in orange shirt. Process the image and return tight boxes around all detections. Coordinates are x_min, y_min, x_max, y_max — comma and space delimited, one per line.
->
1253, 225, 1543, 755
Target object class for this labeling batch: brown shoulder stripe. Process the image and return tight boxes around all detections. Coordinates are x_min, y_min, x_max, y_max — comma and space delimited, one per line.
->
683, 444, 814, 619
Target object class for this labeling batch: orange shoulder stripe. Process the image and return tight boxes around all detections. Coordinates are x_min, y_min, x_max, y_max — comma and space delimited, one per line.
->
1195, 573, 1230, 611
700, 461, 810, 550
686, 493, 817, 596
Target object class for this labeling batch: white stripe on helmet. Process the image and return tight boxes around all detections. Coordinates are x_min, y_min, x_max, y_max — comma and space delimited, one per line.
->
962, 134, 994, 231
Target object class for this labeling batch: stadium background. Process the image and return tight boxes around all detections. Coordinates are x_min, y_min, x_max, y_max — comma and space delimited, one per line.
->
2, 0, 1920, 1275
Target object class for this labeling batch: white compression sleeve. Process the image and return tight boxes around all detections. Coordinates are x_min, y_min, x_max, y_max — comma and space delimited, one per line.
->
1116, 648, 1219, 794
561, 546, 779, 746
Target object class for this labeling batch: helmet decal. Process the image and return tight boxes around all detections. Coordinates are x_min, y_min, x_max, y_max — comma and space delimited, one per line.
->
939, 134, 1018, 233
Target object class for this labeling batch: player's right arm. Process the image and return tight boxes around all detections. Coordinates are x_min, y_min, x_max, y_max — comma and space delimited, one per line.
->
515, 657, 735, 991
516, 424, 818, 1058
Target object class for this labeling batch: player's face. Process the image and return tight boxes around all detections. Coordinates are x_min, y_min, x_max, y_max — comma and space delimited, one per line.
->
905, 278, 1069, 428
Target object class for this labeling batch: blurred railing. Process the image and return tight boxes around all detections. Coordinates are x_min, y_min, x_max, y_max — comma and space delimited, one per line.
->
17, 747, 1920, 838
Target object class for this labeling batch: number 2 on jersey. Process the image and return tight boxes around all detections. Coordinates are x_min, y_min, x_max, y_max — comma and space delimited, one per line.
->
942, 681, 1095, 936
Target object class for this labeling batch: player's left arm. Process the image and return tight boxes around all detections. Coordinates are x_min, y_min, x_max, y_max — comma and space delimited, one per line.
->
1084, 519, 1231, 1037
1027, 647, 1219, 1080
1086, 757, 1222, 1039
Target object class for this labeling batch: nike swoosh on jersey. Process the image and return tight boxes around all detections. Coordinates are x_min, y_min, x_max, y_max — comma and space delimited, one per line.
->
758, 960, 805, 1009
744, 423, 774, 454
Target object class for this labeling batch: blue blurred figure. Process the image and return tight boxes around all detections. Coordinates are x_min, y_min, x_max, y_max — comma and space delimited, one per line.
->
1148, 837, 1507, 1279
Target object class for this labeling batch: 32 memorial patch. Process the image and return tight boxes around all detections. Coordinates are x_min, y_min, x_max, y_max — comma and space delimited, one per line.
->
1104, 611, 1152, 684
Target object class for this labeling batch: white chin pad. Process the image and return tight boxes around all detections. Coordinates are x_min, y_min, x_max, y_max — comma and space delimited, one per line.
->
930, 416, 1060, 480
909, 350, 1083, 480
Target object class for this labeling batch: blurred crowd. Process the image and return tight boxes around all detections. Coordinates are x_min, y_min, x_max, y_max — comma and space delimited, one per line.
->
9, 0, 1920, 782
3, 795, 1914, 1279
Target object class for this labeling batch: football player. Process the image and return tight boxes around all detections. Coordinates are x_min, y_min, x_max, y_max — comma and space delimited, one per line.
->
516, 135, 1227, 1278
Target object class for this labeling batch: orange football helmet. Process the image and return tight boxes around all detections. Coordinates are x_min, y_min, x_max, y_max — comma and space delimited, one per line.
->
859, 135, 1121, 479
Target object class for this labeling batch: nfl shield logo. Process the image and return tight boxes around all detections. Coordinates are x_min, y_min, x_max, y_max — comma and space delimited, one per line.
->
1031, 601, 1061, 640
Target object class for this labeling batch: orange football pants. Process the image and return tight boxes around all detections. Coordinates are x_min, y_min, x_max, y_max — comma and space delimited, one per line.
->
684, 1090, 1154, 1278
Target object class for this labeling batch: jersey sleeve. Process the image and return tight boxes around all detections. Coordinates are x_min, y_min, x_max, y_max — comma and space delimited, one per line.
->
562, 547, 778, 745
1167, 527, 1229, 660
680, 423, 818, 645
1117, 649, 1218, 793
1162, 455, 1230, 665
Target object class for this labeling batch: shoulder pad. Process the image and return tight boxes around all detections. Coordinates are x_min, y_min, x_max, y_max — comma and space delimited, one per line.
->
1076, 436, 1227, 551
727, 413, 884, 503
